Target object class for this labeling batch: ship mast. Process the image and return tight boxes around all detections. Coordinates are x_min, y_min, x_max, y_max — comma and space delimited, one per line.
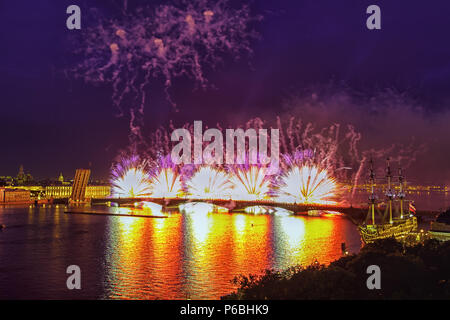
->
368, 158, 376, 225
385, 158, 394, 224
398, 167, 405, 219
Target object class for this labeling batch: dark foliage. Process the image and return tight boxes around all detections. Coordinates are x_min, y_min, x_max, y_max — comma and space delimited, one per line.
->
222, 238, 450, 300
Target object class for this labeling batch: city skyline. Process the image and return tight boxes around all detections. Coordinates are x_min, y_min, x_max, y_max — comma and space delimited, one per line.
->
0, 164, 108, 184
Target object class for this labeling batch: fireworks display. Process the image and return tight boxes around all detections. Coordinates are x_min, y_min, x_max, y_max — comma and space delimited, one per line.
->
108, 115, 387, 206
185, 167, 232, 199
108, 111, 419, 209
111, 156, 152, 198
71, 1, 419, 208
148, 168, 184, 198
228, 165, 271, 201
71, 0, 260, 140
110, 158, 338, 206
147, 155, 184, 198
275, 165, 337, 205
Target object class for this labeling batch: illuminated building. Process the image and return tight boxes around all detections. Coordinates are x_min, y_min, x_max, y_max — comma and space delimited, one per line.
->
17, 165, 25, 183
0, 168, 110, 201
45, 185, 111, 199
58, 173, 64, 184
85, 185, 111, 198
16, 165, 33, 185
0, 176, 14, 186
45, 186, 72, 199
0, 188, 31, 203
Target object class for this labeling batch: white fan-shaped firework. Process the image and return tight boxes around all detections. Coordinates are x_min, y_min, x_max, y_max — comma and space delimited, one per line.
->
229, 166, 271, 201
186, 167, 233, 199
111, 167, 152, 198
149, 168, 184, 198
276, 165, 337, 204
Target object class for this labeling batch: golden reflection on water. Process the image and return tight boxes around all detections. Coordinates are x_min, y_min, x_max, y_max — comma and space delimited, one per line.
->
105, 211, 183, 299
103, 206, 361, 299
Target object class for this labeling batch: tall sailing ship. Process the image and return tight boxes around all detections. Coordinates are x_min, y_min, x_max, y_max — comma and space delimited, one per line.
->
358, 158, 418, 244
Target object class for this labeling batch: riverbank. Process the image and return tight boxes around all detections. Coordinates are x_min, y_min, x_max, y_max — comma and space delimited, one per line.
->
222, 238, 450, 299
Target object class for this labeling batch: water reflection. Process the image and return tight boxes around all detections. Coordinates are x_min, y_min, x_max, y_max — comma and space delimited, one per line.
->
101, 205, 361, 299
0, 204, 362, 299
104, 214, 183, 299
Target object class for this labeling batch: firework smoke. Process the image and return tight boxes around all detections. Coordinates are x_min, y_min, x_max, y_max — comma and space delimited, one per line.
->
278, 87, 434, 186
70, 0, 260, 143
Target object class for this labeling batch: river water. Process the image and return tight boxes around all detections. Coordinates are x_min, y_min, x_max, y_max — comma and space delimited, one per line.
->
0, 204, 364, 299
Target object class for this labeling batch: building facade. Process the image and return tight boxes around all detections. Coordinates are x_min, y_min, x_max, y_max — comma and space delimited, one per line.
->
45, 185, 110, 199
86, 186, 111, 199
45, 186, 72, 199
0, 188, 31, 203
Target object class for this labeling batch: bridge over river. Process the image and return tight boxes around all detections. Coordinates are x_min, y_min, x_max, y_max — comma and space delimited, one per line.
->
91, 197, 367, 218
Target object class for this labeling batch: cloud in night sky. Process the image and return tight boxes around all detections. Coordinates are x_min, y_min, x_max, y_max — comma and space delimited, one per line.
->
279, 85, 450, 185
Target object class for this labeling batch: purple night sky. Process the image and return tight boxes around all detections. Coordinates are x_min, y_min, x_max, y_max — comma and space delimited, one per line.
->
1, 0, 450, 183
